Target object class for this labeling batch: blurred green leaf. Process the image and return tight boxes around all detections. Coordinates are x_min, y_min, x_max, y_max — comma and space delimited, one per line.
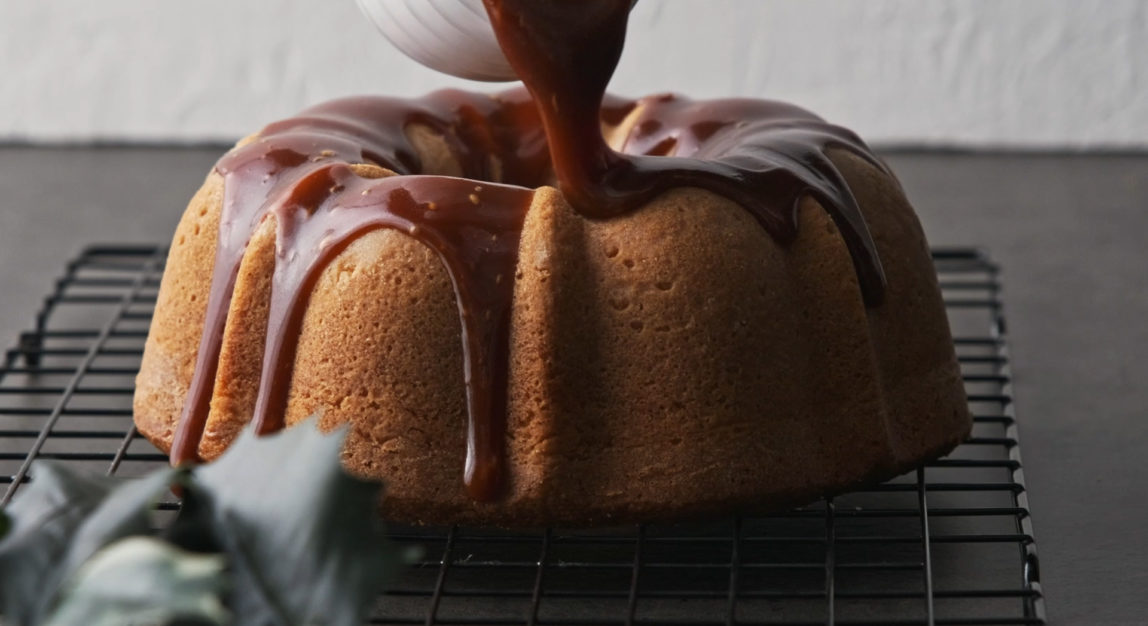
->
44, 536, 229, 626
0, 418, 409, 626
182, 418, 406, 626
0, 463, 119, 625
59, 467, 186, 589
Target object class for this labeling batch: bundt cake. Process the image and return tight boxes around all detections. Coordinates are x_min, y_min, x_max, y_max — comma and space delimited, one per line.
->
133, 0, 970, 525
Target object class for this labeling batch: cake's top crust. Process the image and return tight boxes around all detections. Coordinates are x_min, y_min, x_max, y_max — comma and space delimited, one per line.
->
171, 0, 890, 503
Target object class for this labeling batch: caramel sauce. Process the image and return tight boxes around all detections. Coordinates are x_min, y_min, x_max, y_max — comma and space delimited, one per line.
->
170, 0, 887, 502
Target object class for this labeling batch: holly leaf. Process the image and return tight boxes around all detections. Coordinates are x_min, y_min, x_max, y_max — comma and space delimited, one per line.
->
58, 467, 186, 589
44, 536, 229, 626
0, 462, 119, 625
182, 419, 405, 626
1, 420, 410, 625
0, 462, 184, 625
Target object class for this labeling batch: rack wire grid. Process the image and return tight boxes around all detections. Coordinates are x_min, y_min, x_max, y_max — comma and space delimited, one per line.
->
0, 244, 1045, 626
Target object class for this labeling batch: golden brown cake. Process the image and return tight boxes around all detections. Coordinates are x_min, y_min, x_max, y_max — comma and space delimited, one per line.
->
133, 85, 971, 526
134, 0, 970, 527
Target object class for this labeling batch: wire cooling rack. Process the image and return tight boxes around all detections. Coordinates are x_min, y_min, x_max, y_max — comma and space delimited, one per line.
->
0, 245, 1045, 626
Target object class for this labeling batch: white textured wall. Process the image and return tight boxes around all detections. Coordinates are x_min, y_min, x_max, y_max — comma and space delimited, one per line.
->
1, 0, 1145, 148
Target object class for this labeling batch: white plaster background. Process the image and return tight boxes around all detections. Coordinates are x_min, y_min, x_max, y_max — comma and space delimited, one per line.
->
1, 0, 1145, 148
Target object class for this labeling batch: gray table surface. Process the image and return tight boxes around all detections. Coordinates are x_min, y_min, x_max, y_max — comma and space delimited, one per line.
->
1, 146, 1146, 624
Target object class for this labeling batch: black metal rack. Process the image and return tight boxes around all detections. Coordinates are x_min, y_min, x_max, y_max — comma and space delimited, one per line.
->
0, 245, 1045, 626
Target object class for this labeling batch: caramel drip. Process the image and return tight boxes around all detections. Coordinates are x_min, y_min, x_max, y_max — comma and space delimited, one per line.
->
170, 92, 539, 502
483, 0, 886, 305
170, 0, 889, 502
